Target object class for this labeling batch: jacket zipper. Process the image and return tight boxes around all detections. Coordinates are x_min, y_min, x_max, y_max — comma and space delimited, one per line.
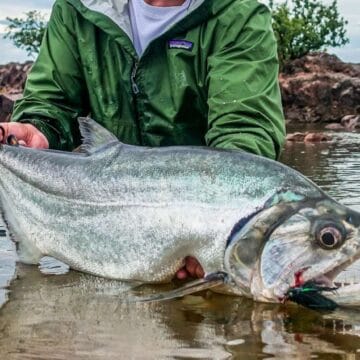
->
130, 61, 142, 144
131, 62, 139, 94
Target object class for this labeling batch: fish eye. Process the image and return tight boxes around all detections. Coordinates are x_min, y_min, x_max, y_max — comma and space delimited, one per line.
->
316, 226, 344, 249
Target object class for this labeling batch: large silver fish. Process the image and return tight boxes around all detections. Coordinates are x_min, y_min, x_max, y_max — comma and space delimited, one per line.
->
1, 118, 360, 306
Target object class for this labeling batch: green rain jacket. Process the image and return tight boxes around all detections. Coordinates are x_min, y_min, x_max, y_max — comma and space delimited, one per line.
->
12, 0, 285, 159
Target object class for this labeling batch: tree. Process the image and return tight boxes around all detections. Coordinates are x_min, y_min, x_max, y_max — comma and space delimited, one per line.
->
269, 0, 349, 65
4, 11, 47, 57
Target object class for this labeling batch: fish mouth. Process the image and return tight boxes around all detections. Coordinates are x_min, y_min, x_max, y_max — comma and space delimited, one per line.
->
312, 256, 360, 290
285, 258, 360, 309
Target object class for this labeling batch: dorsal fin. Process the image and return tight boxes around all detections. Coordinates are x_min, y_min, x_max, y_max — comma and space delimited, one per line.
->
78, 117, 119, 154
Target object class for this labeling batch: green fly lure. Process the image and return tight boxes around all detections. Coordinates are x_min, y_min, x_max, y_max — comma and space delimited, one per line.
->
286, 281, 338, 311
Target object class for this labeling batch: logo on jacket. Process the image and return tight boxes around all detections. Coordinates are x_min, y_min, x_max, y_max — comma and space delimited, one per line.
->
168, 40, 194, 51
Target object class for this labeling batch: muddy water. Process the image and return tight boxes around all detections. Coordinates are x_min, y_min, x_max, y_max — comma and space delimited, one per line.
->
1, 131, 360, 359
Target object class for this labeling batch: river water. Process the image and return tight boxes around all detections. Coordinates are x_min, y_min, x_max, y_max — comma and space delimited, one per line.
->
1, 129, 360, 359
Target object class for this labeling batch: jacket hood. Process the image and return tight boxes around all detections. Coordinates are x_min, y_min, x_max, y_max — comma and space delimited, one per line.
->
67, 0, 235, 39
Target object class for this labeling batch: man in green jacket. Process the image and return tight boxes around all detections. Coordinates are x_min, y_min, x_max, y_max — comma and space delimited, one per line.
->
0, 0, 285, 278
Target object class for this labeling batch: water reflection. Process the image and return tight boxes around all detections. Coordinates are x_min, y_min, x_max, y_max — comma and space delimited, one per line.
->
2, 264, 360, 359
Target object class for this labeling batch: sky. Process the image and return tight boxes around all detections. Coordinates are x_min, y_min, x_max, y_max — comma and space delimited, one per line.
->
0, 0, 359, 64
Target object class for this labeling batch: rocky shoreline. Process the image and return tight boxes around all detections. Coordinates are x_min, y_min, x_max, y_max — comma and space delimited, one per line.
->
0, 61, 32, 122
280, 53, 360, 126
0, 53, 359, 127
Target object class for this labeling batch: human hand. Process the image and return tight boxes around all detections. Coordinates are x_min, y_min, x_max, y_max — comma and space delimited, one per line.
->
0, 123, 49, 148
176, 256, 204, 279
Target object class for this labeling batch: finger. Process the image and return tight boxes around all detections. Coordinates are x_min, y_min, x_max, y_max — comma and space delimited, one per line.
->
22, 124, 48, 149
175, 268, 188, 280
195, 264, 204, 278
185, 256, 204, 278
0, 124, 8, 143
28, 132, 49, 149
185, 257, 197, 277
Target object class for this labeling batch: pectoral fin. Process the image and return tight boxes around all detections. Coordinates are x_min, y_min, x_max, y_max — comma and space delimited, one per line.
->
128, 272, 228, 303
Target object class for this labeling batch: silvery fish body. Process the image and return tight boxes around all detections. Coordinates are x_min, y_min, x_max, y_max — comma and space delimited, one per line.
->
1, 118, 360, 304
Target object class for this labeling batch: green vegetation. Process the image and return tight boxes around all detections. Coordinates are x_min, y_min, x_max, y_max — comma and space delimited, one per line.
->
269, 0, 349, 65
4, 10, 47, 57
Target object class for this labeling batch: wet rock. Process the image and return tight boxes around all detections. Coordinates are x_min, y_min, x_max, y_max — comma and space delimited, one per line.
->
325, 123, 345, 131
0, 93, 22, 122
286, 132, 306, 142
280, 53, 360, 124
286, 132, 332, 142
0, 62, 31, 122
304, 132, 332, 142
0, 62, 32, 93
341, 115, 360, 131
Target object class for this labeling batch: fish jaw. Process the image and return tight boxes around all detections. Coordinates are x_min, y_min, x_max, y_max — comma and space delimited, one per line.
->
312, 256, 360, 307
326, 283, 360, 307
226, 197, 360, 304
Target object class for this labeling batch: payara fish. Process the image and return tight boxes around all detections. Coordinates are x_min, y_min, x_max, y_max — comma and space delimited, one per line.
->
1, 118, 360, 309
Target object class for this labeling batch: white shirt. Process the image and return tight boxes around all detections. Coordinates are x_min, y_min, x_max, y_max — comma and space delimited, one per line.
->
129, 0, 191, 56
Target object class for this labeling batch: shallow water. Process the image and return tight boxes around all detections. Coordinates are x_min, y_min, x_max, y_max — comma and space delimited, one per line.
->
281, 131, 360, 212
1, 130, 360, 359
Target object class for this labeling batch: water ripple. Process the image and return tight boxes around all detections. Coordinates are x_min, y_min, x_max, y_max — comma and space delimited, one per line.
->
282, 132, 360, 211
